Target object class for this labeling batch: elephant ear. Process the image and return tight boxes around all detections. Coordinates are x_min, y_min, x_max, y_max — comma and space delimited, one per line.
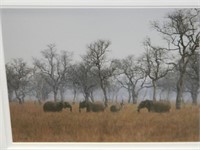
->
58, 102, 63, 107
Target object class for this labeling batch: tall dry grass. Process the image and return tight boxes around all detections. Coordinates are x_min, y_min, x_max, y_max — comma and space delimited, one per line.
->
9, 102, 199, 142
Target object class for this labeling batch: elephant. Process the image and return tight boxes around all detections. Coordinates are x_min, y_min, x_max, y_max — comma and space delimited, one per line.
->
110, 102, 124, 112
43, 101, 63, 112
43, 101, 72, 112
63, 101, 72, 112
79, 100, 105, 112
137, 100, 171, 113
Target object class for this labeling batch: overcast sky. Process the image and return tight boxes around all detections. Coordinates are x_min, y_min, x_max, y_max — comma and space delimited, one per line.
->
2, 8, 174, 64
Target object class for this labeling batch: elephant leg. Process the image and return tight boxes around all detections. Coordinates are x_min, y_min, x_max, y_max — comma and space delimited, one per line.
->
148, 108, 151, 112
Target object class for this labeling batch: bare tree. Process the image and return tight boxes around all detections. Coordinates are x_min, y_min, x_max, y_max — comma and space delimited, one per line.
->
152, 9, 200, 109
59, 83, 67, 102
157, 69, 178, 101
69, 62, 98, 102
6, 58, 32, 104
106, 77, 122, 102
185, 52, 199, 105
33, 44, 72, 102
6, 64, 15, 102
30, 72, 52, 104
142, 38, 173, 101
67, 65, 80, 103
84, 39, 114, 106
113, 55, 148, 104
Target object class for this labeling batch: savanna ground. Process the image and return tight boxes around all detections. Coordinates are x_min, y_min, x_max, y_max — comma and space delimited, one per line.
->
9, 101, 199, 142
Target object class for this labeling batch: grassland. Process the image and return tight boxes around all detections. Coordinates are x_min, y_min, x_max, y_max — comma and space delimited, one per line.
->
9, 102, 199, 142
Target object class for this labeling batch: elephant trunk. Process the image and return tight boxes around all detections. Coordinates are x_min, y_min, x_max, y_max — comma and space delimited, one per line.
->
70, 106, 72, 112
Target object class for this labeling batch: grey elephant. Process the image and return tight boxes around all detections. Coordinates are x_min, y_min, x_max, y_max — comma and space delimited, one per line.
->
63, 101, 72, 112
137, 100, 171, 113
110, 102, 124, 112
79, 100, 105, 112
43, 101, 72, 112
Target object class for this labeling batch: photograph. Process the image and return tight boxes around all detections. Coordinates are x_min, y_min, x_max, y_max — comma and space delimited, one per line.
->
1, 8, 199, 143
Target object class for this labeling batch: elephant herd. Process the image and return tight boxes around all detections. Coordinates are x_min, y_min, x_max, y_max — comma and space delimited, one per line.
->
43, 99, 171, 113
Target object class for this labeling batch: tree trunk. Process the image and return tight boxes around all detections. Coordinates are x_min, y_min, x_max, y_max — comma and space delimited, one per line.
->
152, 80, 157, 101
60, 86, 65, 102
176, 74, 184, 109
15, 91, 22, 104
97, 64, 108, 107
99, 78, 108, 107
191, 90, 198, 105
85, 91, 90, 102
8, 90, 13, 102
127, 94, 131, 103
132, 88, 137, 104
18, 98, 22, 104
73, 88, 77, 103
21, 92, 25, 103
127, 89, 131, 103
159, 89, 164, 101
90, 91, 94, 102
166, 88, 171, 101
17, 95, 22, 104
102, 87, 108, 107
53, 89, 58, 102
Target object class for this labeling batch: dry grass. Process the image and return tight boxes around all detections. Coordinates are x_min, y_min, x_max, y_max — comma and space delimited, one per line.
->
9, 102, 199, 142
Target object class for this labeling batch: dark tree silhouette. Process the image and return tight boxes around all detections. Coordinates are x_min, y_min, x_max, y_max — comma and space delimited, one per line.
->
152, 9, 200, 109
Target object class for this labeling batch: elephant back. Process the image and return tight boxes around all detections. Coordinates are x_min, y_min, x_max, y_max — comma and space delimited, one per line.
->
79, 100, 105, 112
110, 103, 123, 112
152, 101, 171, 112
43, 101, 63, 112
90, 101, 105, 112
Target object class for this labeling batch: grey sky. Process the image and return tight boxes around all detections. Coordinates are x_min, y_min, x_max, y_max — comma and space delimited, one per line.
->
2, 8, 174, 64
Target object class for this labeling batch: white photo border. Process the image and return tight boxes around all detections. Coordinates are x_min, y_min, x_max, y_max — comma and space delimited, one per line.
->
0, 0, 200, 150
